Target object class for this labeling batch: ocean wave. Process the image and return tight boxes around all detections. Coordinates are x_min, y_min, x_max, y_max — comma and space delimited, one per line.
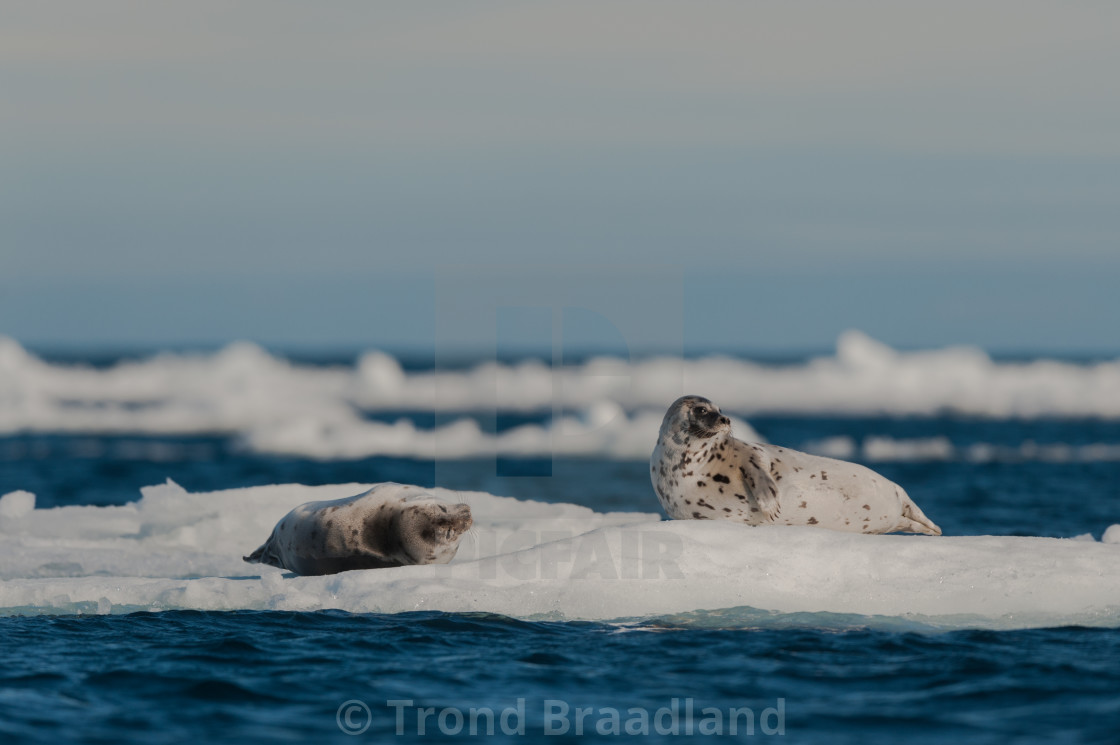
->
1, 483, 1117, 629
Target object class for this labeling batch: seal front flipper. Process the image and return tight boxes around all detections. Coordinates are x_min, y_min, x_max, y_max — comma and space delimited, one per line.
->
727, 443, 781, 523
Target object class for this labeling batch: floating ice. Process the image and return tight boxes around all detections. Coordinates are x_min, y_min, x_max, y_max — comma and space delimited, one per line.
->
245, 404, 759, 460
1, 481, 1118, 630
0, 490, 36, 519
4, 332, 1120, 460
803, 436, 1120, 463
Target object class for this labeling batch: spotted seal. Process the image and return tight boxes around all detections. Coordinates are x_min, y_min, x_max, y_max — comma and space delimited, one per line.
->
244, 482, 473, 575
651, 396, 941, 535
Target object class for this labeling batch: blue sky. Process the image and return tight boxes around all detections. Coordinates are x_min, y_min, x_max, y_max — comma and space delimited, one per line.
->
2, 2, 1118, 353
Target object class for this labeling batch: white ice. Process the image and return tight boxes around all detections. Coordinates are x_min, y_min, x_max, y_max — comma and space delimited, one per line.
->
4, 332, 1120, 460
803, 436, 1120, 463
1, 483, 1118, 631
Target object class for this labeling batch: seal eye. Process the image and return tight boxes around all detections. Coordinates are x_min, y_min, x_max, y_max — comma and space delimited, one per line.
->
695, 406, 708, 416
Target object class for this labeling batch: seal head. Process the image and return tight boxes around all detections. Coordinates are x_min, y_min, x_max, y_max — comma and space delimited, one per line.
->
660, 395, 732, 444
395, 497, 474, 565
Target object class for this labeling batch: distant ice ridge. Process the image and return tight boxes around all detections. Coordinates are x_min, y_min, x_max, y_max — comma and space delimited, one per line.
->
245, 402, 760, 461
1, 484, 1118, 630
4, 332, 1120, 459
805, 436, 1120, 463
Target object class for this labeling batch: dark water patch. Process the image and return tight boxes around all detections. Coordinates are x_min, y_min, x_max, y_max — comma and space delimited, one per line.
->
357, 409, 554, 432
0, 611, 1118, 744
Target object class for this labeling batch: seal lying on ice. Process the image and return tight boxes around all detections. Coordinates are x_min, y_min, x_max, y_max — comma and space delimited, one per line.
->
244, 482, 473, 575
651, 396, 941, 535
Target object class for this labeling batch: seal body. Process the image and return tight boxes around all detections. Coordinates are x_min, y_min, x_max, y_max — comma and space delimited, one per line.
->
244, 482, 473, 575
651, 396, 941, 535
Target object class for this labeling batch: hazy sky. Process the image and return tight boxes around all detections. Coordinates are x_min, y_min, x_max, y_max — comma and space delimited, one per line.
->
2, 2, 1118, 352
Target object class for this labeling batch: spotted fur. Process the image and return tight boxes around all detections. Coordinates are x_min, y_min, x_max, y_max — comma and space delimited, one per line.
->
650, 396, 941, 535
244, 483, 473, 575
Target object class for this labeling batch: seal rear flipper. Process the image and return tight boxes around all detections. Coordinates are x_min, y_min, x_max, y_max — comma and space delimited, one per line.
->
899, 499, 942, 536
243, 541, 283, 567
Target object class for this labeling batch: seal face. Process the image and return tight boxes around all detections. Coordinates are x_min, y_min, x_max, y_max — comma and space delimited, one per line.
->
651, 395, 942, 535
244, 483, 473, 576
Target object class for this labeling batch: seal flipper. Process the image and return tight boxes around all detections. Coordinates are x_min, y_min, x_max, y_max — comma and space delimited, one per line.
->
726, 440, 781, 523
899, 497, 942, 536
243, 538, 283, 568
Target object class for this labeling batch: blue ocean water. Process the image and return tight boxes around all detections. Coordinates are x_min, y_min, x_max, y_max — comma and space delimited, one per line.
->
2, 351, 1120, 744
3, 610, 1119, 744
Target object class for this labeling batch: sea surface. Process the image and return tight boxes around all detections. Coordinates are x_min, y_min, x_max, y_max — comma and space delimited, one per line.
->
2, 344, 1119, 744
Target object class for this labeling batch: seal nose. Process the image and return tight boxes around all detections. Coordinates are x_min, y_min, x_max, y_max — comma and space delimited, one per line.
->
452, 505, 473, 531
719, 415, 730, 425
